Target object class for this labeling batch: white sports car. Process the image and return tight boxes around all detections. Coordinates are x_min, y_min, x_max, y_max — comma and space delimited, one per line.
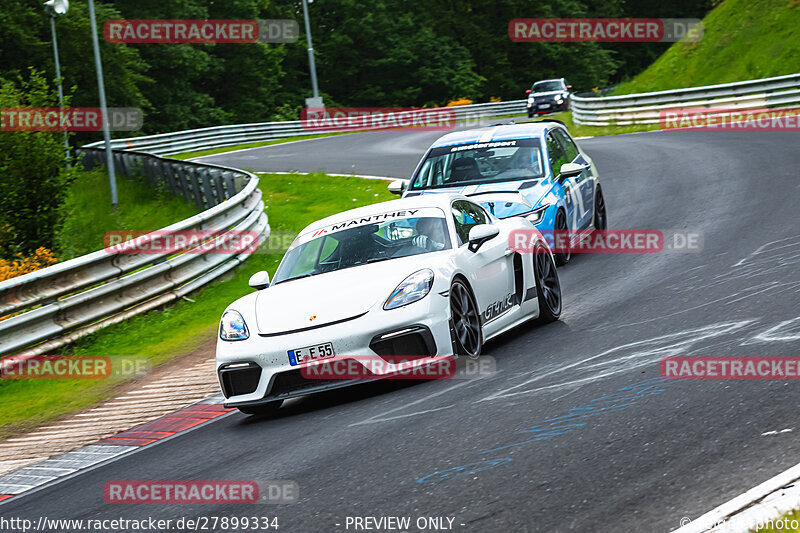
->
216, 193, 562, 415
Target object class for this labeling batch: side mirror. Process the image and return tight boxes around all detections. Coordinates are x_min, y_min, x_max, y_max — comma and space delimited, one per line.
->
248, 270, 270, 290
566, 85, 573, 90
388, 179, 408, 195
468, 224, 500, 253
525, 89, 532, 94
557, 162, 585, 182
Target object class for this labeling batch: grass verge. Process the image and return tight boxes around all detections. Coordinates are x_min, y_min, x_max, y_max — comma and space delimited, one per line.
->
614, 0, 800, 95
0, 172, 394, 440
55, 168, 198, 260
544, 111, 661, 138
751, 509, 800, 532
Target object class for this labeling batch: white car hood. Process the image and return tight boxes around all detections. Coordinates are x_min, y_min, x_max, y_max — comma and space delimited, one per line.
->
253, 256, 438, 335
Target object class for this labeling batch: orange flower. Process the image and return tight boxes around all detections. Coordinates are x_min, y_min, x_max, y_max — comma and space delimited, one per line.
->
0, 247, 59, 282
446, 97, 473, 107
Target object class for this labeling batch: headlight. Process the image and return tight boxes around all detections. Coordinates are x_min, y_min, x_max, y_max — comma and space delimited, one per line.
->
220, 310, 249, 341
555, 97, 564, 103
384, 269, 434, 310
526, 206, 549, 224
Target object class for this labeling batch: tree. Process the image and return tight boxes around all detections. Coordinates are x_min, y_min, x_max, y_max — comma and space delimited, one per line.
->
0, 71, 80, 258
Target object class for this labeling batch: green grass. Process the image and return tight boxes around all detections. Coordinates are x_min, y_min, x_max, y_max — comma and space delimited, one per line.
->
750, 509, 800, 532
169, 132, 349, 160
0, 172, 394, 439
55, 169, 198, 260
615, 0, 800, 95
546, 111, 661, 137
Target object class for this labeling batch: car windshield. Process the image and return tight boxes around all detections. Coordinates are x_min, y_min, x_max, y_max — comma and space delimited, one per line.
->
532, 81, 564, 92
409, 139, 544, 190
273, 213, 451, 284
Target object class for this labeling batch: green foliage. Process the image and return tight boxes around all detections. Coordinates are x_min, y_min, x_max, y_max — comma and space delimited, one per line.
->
615, 0, 800, 94
0, 0, 719, 143
0, 71, 80, 259
55, 167, 198, 260
0, 0, 149, 146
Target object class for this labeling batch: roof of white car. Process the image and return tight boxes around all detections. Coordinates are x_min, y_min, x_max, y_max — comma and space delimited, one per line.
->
428, 122, 559, 149
300, 194, 460, 236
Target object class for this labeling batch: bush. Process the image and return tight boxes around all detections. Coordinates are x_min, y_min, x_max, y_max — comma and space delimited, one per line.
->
0, 70, 80, 259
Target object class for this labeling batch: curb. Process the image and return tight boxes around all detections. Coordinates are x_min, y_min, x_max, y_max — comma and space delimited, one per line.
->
0, 394, 231, 504
674, 462, 800, 532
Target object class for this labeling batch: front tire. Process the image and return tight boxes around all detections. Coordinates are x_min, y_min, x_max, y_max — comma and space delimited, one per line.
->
532, 244, 562, 324
593, 185, 607, 231
450, 280, 483, 359
554, 209, 571, 266
237, 400, 283, 415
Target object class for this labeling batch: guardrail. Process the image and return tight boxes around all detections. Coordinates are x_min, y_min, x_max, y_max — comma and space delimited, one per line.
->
83, 100, 529, 156
0, 148, 269, 357
571, 73, 800, 126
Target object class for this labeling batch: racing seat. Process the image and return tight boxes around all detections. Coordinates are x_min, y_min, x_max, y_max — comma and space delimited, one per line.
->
446, 157, 481, 183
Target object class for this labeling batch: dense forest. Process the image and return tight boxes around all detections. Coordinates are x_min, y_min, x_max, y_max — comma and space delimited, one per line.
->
0, 0, 714, 136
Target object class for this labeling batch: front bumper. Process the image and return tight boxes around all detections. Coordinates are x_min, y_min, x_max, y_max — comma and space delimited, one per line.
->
216, 295, 453, 407
527, 99, 568, 114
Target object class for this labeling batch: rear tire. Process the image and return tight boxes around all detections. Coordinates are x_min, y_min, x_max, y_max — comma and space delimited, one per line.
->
554, 209, 571, 266
237, 400, 283, 415
533, 244, 562, 324
450, 279, 483, 359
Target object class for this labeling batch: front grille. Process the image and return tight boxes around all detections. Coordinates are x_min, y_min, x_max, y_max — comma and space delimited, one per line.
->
218, 362, 262, 398
269, 369, 360, 397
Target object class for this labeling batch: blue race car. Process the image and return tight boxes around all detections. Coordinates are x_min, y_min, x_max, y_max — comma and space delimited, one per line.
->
389, 121, 606, 265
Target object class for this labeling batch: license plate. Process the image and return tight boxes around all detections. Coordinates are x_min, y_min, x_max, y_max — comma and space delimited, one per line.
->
539, 104, 551, 109
288, 342, 335, 365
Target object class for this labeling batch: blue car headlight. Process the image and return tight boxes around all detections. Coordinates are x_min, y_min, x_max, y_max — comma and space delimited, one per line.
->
384, 269, 434, 310
526, 205, 549, 224
220, 310, 249, 341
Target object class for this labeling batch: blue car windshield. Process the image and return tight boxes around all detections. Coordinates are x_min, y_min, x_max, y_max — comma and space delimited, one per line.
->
410, 138, 544, 190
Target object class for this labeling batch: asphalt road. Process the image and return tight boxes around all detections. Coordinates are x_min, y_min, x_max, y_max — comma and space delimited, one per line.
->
4, 129, 800, 533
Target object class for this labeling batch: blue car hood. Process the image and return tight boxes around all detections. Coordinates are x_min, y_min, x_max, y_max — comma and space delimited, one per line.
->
409, 179, 554, 209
